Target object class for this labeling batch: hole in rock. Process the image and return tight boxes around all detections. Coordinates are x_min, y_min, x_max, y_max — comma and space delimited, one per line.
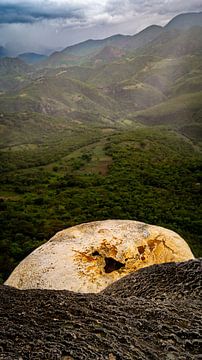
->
92, 251, 100, 256
138, 245, 146, 255
104, 257, 125, 273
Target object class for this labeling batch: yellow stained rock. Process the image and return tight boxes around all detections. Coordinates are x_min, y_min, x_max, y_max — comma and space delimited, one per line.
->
5, 220, 194, 293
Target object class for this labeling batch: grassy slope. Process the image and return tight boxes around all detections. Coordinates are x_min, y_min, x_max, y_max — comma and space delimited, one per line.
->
0, 74, 119, 116
130, 91, 202, 142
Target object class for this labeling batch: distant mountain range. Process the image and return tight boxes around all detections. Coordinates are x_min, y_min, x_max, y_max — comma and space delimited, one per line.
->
58, 25, 163, 57
42, 11, 202, 67
0, 11, 201, 64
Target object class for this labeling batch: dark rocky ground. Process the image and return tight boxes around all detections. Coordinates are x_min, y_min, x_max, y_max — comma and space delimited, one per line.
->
0, 259, 201, 360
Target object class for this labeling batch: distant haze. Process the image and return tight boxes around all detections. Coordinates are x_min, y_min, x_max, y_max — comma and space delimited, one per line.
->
0, 0, 202, 55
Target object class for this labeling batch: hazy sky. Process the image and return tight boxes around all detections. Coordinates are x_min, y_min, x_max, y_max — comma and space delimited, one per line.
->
0, 0, 202, 54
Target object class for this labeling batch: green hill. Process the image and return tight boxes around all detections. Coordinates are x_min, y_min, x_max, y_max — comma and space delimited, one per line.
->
0, 74, 119, 116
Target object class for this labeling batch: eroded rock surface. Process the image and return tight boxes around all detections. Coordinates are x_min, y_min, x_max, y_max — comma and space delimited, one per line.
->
5, 220, 194, 292
0, 259, 201, 359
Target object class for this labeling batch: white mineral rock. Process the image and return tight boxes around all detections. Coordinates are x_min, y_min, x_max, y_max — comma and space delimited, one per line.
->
5, 220, 194, 293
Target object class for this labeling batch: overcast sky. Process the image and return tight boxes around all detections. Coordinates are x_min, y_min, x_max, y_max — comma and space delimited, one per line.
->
0, 0, 202, 55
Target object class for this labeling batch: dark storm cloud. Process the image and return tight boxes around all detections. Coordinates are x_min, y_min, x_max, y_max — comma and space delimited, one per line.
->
0, 1, 84, 24
0, 0, 201, 56
0, 1, 201, 26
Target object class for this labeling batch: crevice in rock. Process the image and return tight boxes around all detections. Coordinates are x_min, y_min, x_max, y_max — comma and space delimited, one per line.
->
104, 257, 125, 274
92, 251, 100, 256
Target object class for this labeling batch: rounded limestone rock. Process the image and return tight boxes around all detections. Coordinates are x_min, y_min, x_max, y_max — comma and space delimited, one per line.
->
5, 220, 194, 293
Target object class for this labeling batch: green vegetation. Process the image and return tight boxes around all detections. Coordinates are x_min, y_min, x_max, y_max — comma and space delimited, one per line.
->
0, 127, 201, 282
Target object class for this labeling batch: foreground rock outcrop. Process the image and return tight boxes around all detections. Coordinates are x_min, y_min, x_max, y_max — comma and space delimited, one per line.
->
0, 259, 201, 359
5, 220, 194, 292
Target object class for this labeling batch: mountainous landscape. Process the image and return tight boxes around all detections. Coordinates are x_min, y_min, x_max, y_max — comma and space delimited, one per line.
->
0, 11, 202, 283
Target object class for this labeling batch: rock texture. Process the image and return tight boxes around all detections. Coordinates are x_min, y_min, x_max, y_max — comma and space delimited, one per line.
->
0, 259, 201, 359
5, 220, 194, 292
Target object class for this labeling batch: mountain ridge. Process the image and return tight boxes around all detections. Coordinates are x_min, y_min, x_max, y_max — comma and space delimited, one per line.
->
47, 12, 201, 65
165, 11, 202, 29
1, 12, 201, 61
